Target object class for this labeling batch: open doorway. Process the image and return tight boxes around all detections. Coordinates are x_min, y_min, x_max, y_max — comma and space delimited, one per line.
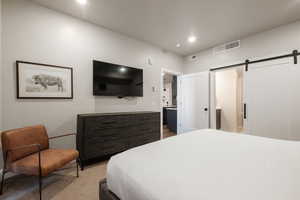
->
214, 68, 244, 133
162, 71, 178, 138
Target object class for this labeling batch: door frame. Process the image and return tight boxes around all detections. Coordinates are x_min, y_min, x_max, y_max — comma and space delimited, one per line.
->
160, 68, 182, 139
210, 66, 245, 132
177, 71, 211, 134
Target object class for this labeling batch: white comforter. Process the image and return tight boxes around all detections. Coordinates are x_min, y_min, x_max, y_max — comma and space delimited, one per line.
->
107, 129, 300, 200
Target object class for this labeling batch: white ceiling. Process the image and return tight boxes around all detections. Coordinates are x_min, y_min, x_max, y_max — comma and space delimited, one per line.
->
31, 0, 300, 56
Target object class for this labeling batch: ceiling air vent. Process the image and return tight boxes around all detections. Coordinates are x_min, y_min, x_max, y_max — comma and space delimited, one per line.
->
213, 40, 240, 54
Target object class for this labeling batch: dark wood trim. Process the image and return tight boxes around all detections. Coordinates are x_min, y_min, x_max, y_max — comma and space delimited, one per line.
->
49, 133, 76, 140
16, 60, 73, 99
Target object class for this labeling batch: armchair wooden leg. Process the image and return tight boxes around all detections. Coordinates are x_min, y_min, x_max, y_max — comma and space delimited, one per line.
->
78, 158, 84, 171
39, 174, 42, 200
76, 159, 79, 178
0, 170, 6, 195
38, 149, 42, 200
1, 152, 8, 195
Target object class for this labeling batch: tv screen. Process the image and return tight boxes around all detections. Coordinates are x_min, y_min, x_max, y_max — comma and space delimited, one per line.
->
93, 60, 143, 97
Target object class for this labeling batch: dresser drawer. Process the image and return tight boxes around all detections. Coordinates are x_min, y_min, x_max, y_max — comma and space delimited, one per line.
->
128, 133, 160, 149
86, 129, 133, 142
132, 113, 160, 123
84, 141, 127, 159
86, 125, 141, 138
84, 115, 135, 134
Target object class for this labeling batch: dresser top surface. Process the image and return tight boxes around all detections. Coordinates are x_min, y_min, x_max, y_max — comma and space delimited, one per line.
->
78, 111, 160, 117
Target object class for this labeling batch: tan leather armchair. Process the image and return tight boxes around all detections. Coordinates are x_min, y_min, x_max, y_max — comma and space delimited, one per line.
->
0, 125, 79, 200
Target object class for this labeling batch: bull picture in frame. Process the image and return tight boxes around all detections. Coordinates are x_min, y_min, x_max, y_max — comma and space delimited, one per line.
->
16, 61, 73, 99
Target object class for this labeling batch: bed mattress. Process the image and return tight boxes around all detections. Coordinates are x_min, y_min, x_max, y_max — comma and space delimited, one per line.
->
107, 129, 300, 200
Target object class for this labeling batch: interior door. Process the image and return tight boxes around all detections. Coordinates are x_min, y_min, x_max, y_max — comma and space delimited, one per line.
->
177, 72, 210, 134
244, 57, 300, 140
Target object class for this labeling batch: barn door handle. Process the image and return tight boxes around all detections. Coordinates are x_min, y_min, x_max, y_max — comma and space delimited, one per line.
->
244, 104, 247, 119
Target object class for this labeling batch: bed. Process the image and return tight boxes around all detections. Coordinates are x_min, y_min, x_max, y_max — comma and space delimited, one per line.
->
100, 129, 300, 200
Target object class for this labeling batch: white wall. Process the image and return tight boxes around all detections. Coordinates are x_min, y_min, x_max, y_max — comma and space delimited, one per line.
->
0, 0, 2, 133
2, 0, 183, 154
215, 70, 238, 132
183, 20, 300, 73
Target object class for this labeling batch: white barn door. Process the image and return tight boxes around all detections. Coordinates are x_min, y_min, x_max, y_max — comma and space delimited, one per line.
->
178, 72, 210, 134
244, 58, 300, 140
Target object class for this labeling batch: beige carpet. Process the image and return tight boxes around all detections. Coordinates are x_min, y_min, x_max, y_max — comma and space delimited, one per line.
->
1, 161, 108, 200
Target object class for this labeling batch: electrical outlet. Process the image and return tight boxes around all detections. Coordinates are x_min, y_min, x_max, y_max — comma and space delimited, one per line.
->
148, 58, 153, 66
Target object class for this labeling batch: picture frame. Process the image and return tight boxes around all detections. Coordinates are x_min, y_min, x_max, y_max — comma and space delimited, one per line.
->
16, 61, 73, 99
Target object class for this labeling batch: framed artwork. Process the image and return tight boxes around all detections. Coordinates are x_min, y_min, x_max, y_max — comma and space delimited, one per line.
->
16, 61, 73, 99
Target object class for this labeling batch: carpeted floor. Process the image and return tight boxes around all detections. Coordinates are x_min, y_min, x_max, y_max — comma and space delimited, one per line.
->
1, 161, 108, 200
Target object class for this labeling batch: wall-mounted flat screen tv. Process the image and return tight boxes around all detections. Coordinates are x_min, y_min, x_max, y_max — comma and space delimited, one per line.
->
93, 60, 143, 97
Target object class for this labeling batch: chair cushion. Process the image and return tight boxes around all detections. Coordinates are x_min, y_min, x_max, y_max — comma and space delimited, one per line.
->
9, 149, 79, 176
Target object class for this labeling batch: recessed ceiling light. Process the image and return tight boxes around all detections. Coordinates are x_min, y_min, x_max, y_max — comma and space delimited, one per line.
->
176, 43, 181, 48
120, 67, 126, 72
77, 0, 87, 5
188, 36, 197, 43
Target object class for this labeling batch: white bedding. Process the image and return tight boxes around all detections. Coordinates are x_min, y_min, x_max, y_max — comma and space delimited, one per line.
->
107, 129, 300, 200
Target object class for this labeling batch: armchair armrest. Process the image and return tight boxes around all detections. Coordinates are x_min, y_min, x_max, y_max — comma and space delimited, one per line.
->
49, 133, 76, 140
3, 144, 42, 172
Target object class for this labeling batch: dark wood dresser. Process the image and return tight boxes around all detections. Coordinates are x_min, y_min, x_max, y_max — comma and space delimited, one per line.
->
77, 112, 160, 169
